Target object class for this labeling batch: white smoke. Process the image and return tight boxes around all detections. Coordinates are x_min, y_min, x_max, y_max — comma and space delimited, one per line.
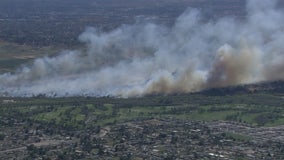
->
0, 0, 284, 97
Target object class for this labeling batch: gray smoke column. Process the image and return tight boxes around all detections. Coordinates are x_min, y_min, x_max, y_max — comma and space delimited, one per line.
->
0, 0, 283, 97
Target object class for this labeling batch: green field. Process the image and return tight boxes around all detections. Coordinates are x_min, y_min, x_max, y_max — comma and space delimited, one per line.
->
1, 92, 284, 129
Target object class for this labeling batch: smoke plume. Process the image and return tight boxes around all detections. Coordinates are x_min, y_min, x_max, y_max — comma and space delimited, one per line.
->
0, 0, 284, 97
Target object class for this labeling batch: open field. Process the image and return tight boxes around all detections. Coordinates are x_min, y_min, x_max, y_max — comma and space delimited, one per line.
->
2, 91, 284, 128
0, 41, 78, 73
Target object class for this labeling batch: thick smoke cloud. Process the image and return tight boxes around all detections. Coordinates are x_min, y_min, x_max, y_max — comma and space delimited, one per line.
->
0, 0, 283, 97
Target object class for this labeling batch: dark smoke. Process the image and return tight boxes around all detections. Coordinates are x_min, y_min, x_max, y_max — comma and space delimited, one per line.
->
0, 0, 283, 97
